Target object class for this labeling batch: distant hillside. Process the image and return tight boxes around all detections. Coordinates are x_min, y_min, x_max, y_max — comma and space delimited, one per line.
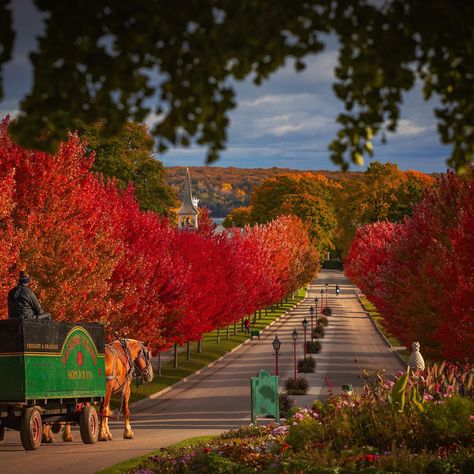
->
165, 166, 361, 217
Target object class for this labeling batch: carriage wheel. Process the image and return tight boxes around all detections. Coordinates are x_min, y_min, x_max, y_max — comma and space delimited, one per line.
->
79, 405, 99, 444
20, 407, 42, 450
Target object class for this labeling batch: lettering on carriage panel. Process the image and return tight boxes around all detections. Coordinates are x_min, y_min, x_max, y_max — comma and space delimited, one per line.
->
67, 370, 93, 380
26, 343, 59, 350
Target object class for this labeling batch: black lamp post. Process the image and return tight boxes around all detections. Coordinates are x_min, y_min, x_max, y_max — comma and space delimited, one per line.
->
302, 318, 308, 360
272, 335, 281, 376
292, 329, 298, 383
309, 305, 315, 341
325, 283, 329, 308
320, 289, 324, 314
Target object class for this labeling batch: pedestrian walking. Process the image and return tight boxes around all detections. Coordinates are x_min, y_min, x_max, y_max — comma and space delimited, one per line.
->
244, 318, 251, 335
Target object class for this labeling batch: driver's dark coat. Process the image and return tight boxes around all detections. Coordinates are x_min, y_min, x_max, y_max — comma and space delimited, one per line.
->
7, 284, 44, 319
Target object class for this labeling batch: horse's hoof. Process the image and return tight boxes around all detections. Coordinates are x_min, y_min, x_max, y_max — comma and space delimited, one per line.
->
42, 436, 54, 443
123, 431, 134, 440
62, 435, 74, 443
98, 432, 108, 442
107, 432, 113, 441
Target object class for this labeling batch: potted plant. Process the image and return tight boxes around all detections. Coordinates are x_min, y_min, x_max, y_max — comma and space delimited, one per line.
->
306, 340, 322, 354
298, 356, 316, 373
284, 377, 309, 395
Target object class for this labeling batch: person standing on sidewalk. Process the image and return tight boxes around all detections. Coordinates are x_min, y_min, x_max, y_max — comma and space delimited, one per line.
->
244, 318, 251, 334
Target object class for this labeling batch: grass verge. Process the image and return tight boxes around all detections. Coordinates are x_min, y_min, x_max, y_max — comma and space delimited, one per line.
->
359, 295, 409, 362
97, 435, 214, 474
123, 288, 307, 404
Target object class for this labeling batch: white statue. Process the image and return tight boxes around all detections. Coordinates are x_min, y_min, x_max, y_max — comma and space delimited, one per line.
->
407, 342, 425, 372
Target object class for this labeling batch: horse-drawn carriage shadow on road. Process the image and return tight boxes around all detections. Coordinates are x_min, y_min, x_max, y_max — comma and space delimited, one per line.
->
0, 319, 153, 450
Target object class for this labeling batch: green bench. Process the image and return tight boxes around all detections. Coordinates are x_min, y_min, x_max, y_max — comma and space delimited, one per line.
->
250, 329, 260, 340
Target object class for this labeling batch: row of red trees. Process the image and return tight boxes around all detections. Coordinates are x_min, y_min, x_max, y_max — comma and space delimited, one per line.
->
345, 171, 474, 361
0, 122, 320, 350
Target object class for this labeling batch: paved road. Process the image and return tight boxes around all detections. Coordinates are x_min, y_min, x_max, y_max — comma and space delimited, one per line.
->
0, 270, 403, 473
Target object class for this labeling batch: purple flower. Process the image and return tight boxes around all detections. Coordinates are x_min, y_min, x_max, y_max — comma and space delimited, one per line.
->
272, 425, 289, 436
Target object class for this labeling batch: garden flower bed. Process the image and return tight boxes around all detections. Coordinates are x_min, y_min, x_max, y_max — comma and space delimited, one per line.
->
114, 363, 474, 474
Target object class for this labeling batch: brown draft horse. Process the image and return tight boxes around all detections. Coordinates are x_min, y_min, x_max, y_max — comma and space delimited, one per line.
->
99, 338, 154, 441
42, 338, 154, 443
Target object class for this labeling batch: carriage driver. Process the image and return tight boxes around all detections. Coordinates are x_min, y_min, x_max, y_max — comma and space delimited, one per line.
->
8, 271, 51, 320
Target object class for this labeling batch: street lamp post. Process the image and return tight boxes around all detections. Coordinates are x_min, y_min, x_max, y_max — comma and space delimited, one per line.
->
325, 283, 329, 308
292, 329, 298, 383
302, 318, 308, 360
320, 289, 324, 314
309, 305, 315, 341
272, 335, 281, 376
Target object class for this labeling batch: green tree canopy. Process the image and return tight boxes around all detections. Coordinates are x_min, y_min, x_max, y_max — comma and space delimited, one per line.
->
1, 1, 473, 171
80, 121, 178, 216
227, 173, 339, 255
333, 162, 434, 256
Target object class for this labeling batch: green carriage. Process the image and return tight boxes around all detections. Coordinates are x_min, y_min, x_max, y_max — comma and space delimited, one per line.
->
0, 319, 106, 450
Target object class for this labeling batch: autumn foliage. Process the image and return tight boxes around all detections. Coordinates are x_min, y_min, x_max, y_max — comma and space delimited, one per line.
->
0, 122, 319, 349
346, 171, 474, 361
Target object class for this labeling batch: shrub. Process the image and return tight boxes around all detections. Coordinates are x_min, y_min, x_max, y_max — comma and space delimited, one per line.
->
284, 377, 309, 395
322, 306, 332, 316
312, 325, 325, 338
306, 340, 321, 354
421, 396, 474, 448
298, 356, 316, 373
279, 393, 293, 419
318, 316, 329, 326
287, 417, 319, 451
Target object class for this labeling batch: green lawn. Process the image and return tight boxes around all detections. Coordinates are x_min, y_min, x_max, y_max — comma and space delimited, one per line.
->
359, 295, 405, 349
123, 288, 307, 404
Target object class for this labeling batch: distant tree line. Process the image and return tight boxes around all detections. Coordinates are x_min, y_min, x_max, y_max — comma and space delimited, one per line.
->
224, 162, 434, 257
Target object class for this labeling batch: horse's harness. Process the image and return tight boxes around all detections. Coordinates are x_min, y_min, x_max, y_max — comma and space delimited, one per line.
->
105, 338, 152, 394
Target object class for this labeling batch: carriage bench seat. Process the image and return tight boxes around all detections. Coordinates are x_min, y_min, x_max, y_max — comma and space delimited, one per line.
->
250, 330, 260, 340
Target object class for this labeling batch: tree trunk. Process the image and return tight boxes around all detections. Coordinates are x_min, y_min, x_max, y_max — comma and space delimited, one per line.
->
234, 322, 237, 335
217, 328, 220, 344
197, 339, 202, 353
157, 352, 162, 376
186, 341, 191, 360
173, 343, 178, 368
226, 325, 229, 339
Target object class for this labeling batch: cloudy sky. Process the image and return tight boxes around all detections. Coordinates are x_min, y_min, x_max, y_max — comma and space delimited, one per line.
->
1, 0, 450, 173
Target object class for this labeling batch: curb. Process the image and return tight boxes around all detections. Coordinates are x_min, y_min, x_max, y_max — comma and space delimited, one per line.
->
356, 293, 407, 369
131, 288, 310, 410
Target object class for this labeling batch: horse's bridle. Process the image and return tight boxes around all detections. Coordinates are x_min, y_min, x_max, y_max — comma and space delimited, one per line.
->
133, 341, 153, 381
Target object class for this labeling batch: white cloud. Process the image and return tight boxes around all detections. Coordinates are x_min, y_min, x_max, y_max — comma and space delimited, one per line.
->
277, 50, 338, 84
240, 93, 319, 109
253, 112, 334, 138
392, 119, 428, 136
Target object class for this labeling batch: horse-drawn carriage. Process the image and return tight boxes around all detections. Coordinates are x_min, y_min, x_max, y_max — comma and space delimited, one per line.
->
0, 319, 106, 450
